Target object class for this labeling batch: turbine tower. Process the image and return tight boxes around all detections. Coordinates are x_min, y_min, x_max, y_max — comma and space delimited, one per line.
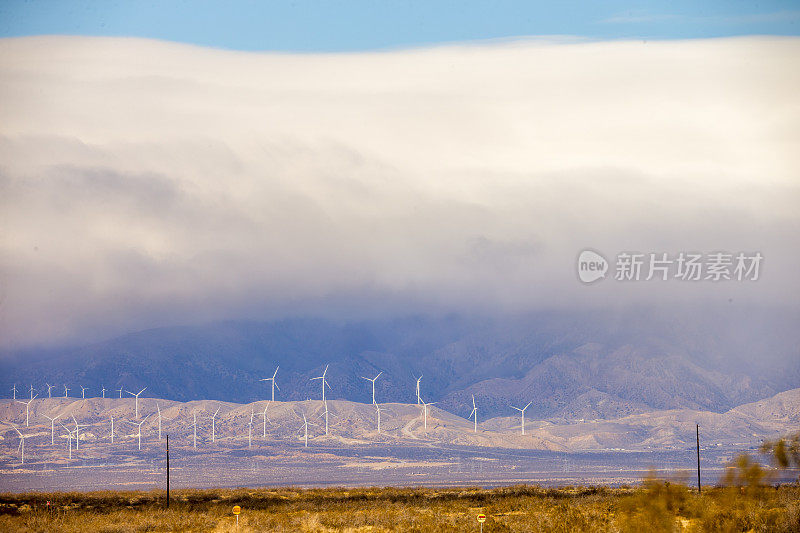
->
259, 366, 280, 402
468, 395, 478, 433
130, 415, 149, 451
110, 416, 115, 443
71, 415, 88, 450
63, 385, 70, 398
11, 384, 17, 400
16, 394, 38, 426
361, 372, 382, 404
210, 406, 220, 443
80, 386, 89, 400
310, 364, 332, 402
156, 403, 162, 441
248, 409, 254, 448
46, 383, 55, 399
262, 401, 272, 438
191, 412, 198, 448
510, 401, 532, 435
414, 375, 423, 405
301, 413, 309, 447
29, 384, 35, 399
126, 387, 147, 419
117, 385, 124, 399
43, 413, 62, 445
11, 425, 26, 465
318, 400, 336, 436
101, 386, 107, 399
61, 424, 75, 460
375, 403, 386, 433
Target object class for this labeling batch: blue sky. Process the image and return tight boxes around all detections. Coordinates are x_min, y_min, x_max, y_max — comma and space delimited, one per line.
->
1, 0, 799, 51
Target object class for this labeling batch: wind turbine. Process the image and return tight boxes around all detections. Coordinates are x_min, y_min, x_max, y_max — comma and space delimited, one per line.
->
110, 416, 115, 443
126, 387, 147, 419
310, 364, 332, 402
130, 415, 149, 451
101, 386, 107, 399
259, 366, 280, 402
71, 415, 88, 450
29, 384, 35, 399
80, 386, 89, 400
60, 423, 75, 459
16, 394, 38, 426
262, 401, 272, 438
156, 403, 162, 440
510, 401, 532, 435
209, 406, 220, 443
63, 384, 70, 398
248, 409, 254, 448
191, 412, 198, 448
11, 425, 26, 465
43, 413, 62, 444
11, 384, 17, 400
468, 395, 478, 433
117, 385, 124, 399
414, 375, 423, 405
46, 383, 55, 398
421, 399, 436, 430
361, 372, 382, 404
300, 413, 309, 447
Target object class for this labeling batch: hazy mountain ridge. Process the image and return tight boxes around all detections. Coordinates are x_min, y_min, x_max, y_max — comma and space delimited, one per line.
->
1, 310, 797, 420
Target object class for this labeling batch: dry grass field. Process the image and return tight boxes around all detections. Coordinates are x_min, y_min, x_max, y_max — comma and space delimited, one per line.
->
0, 479, 798, 532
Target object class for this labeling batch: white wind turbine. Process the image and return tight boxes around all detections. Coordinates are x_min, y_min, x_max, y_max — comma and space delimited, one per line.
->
361, 372, 382, 404
117, 385, 124, 399
259, 366, 280, 402
414, 375, 423, 404
510, 401, 532, 435
310, 364, 332, 402
468, 395, 478, 433
11, 384, 17, 400
300, 413, 309, 447
11, 425, 27, 465
262, 401, 272, 438
101, 386, 107, 399
110, 416, 115, 443
156, 403, 162, 440
421, 399, 436, 430
46, 383, 55, 398
71, 415, 88, 450
130, 415, 149, 451
191, 412, 198, 448
60, 423, 75, 459
43, 413, 62, 444
29, 384, 35, 399
248, 409, 254, 448
63, 384, 70, 398
209, 406, 221, 443
126, 387, 147, 419
16, 394, 38, 426
80, 386, 89, 399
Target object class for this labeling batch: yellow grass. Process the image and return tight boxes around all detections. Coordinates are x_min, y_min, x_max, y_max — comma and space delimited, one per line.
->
0, 481, 798, 532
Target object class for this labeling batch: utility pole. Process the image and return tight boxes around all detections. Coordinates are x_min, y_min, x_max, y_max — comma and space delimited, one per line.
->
696, 424, 701, 495
166, 435, 170, 508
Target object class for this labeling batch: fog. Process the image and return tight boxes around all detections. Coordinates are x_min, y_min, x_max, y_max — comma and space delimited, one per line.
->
0, 36, 798, 349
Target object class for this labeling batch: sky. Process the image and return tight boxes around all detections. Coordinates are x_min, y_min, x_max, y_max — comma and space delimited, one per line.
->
0, 4, 799, 350
0, 1, 799, 51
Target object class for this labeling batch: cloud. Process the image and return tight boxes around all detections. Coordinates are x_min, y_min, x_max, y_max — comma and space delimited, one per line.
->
0, 36, 798, 348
